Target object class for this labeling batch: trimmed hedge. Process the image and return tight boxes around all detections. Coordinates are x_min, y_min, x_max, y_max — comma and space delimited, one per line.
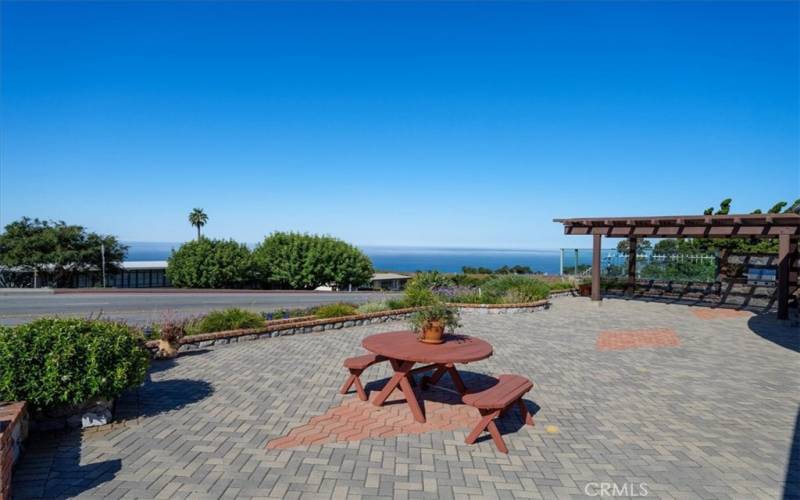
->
0, 318, 150, 413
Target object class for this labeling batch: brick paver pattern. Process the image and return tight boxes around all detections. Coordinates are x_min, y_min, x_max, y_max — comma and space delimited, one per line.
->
266, 391, 480, 450
596, 328, 680, 351
691, 307, 753, 320
11, 298, 800, 499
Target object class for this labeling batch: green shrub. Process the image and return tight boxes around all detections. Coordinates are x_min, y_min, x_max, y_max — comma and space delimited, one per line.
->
481, 275, 549, 304
356, 302, 390, 314
406, 271, 454, 291
314, 303, 357, 319
166, 238, 253, 288
252, 232, 373, 290
450, 273, 493, 287
448, 292, 485, 304
0, 318, 150, 413
186, 308, 265, 335
403, 287, 438, 307
386, 299, 409, 310
264, 308, 316, 320
547, 281, 576, 291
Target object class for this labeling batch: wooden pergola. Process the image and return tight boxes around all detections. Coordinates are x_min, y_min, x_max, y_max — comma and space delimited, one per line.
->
553, 214, 800, 319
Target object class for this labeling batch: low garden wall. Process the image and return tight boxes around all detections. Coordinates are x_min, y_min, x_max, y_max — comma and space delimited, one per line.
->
449, 300, 550, 314
146, 300, 553, 355
1, 402, 28, 500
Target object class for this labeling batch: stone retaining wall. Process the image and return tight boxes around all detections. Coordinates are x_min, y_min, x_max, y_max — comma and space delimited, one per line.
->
148, 301, 553, 355
0, 402, 27, 500
449, 300, 550, 314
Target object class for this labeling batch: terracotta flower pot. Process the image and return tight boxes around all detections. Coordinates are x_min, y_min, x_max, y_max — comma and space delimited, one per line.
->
156, 339, 179, 359
419, 320, 445, 344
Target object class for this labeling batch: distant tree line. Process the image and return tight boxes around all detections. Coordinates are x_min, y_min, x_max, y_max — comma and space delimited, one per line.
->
461, 265, 537, 275
0, 213, 374, 290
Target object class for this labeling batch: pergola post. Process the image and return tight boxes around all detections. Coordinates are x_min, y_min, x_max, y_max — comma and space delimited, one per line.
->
592, 233, 602, 301
627, 237, 637, 295
777, 234, 791, 320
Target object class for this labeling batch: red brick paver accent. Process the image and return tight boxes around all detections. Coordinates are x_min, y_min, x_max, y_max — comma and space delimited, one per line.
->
596, 328, 680, 351
692, 308, 752, 320
266, 393, 477, 449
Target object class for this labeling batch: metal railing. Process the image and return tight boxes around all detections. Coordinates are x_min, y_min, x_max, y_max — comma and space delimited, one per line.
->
560, 249, 718, 283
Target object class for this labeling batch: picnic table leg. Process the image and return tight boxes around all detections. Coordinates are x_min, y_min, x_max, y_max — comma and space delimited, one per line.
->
446, 365, 468, 394
517, 399, 534, 426
371, 359, 425, 422
398, 371, 425, 423
420, 364, 446, 389
422, 363, 467, 394
372, 359, 409, 406
465, 408, 508, 453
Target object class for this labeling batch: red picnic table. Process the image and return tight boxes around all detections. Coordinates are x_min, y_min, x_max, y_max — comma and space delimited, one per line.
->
362, 331, 493, 423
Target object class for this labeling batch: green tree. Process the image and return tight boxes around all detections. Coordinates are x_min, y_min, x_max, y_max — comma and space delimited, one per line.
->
768, 201, 787, 214
693, 198, 800, 254
166, 238, 252, 288
616, 239, 652, 254
252, 232, 374, 290
188, 208, 208, 240
0, 217, 127, 287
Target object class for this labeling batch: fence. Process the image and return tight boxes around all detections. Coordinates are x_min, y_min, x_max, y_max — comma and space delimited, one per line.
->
560, 249, 718, 283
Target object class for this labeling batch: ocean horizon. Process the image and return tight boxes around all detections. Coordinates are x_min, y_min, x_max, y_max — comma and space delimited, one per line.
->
123, 242, 600, 275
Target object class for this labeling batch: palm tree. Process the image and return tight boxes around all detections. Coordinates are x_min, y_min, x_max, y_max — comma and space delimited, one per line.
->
188, 208, 208, 240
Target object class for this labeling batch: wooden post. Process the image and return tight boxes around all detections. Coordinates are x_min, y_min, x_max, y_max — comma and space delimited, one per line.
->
777, 234, 790, 320
627, 237, 637, 295
592, 233, 602, 301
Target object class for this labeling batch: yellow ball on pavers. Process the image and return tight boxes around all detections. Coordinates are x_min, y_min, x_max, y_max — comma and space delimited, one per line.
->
545, 425, 559, 434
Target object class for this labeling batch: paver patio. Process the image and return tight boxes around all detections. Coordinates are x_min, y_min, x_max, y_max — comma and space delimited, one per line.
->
11, 298, 800, 499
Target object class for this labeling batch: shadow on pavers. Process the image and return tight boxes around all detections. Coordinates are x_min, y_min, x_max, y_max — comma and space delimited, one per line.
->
13, 379, 213, 499
785, 407, 800, 500
12, 429, 121, 499
147, 349, 210, 375
116, 378, 214, 421
362, 370, 542, 438
748, 312, 799, 353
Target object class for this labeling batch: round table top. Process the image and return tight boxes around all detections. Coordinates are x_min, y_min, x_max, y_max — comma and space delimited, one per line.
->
362, 331, 493, 364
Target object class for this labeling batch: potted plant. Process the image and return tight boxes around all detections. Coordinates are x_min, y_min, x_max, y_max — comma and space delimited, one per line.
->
156, 318, 187, 359
409, 302, 461, 344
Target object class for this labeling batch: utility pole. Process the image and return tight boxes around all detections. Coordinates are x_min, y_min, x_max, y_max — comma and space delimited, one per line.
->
101, 243, 106, 288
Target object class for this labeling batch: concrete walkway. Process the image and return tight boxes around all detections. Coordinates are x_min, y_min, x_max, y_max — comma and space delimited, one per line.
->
12, 298, 799, 499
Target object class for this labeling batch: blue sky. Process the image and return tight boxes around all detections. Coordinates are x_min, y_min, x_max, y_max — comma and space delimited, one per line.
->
1, 1, 798, 249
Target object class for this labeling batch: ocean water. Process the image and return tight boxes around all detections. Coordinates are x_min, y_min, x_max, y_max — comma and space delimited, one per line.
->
124, 242, 597, 275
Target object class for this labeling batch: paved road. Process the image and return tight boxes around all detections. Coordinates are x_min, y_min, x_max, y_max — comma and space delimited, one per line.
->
0, 291, 402, 326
